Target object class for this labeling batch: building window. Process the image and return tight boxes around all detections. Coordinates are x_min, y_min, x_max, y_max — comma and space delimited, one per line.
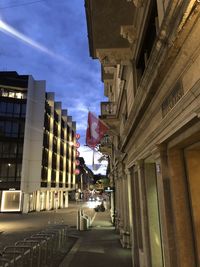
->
0, 121, 22, 138
136, 0, 158, 85
45, 101, 51, 115
41, 166, 48, 181
13, 103, 20, 117
0, 162, 22, 181
54, 111, 59, 123
0, 142, 22, 158
52, 153, 57, 169
0, 101, 26, 118
0, 102, 6, 115
43, 132, 49, 148
21, 103, 26, 117
54, 122, 58, 137
16, 164, 22, 180
52, 169, 56, 181
42, 148, 48, 167
0, 88, 26, 99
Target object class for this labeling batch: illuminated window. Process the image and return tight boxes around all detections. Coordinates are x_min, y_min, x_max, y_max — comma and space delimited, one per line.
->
1, 190, 22, 212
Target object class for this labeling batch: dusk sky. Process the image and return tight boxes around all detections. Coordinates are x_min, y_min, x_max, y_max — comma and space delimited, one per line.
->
0, 0, 107, 173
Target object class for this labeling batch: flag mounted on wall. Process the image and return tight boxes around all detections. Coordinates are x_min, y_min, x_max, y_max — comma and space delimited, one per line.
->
86, 111, 108, 148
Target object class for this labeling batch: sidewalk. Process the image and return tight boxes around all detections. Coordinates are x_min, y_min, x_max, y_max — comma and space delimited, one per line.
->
60, 210, 132, 267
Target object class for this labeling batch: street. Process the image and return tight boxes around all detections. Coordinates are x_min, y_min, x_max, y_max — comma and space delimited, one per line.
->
0, 201, 95, 252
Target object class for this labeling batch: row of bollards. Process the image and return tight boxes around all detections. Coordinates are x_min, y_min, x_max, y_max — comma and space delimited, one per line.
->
76, 209, 91, 231
0, 224, 68, 267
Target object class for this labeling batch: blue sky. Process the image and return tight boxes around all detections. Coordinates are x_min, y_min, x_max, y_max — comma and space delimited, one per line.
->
0, 0, 107, 173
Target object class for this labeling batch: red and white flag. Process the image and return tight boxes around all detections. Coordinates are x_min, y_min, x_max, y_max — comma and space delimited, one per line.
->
86, 111, 108, 148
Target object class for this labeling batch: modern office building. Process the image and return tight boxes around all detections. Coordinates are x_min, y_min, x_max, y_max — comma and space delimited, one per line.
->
0, 71, 76, 213
85, 1, 200, 267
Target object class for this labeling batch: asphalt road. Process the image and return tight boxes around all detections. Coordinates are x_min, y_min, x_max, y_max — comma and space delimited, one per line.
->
0, 201, 95, 251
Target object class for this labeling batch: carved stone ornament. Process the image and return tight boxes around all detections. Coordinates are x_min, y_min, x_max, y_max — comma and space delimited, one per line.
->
119, 80, 125, 91
104, 81, 113, 96
104, 65, 116, 74
96, 48, 133, 65
126, 0, 144, 8
120, 25, 136, 44
195, 107, 200, 118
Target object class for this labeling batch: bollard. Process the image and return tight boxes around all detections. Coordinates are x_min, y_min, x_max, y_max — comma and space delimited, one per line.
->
84, 215, 91, 228
77, 209, 83, 230
79, 216, 88, 231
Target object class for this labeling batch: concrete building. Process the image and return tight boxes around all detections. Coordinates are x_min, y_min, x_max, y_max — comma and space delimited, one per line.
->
85, 1, 200, 267
0, 72, 76, 213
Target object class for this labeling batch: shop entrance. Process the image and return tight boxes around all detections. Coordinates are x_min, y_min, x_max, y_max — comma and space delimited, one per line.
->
144, 162, 163, 267
184, 142, 200, 265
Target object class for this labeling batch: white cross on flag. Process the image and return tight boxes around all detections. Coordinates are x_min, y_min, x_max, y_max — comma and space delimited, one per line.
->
86, 111, 108, 148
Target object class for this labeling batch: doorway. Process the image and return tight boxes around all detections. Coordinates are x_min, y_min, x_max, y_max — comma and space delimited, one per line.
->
184, 142, 200, 265
144, 162, 163, 267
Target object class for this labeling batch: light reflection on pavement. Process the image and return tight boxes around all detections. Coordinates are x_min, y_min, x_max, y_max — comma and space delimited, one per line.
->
0, 201, 95, 251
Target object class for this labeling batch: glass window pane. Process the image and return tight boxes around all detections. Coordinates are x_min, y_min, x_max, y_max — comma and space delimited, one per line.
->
19, 122, 25, 137
13, 104, 20, 116
0, 177, 7, 182
21, 104, 26, 116
0, 163, 7, 177
16, 164, 21, 178
10, 143, 17, 156
9, 92, 15, 98
7, 103, 13, 114
16, 92, 23, 99
5, 122, 12, 136
2, 91, 8, 97
12, 122, 19, 137
0, 142, 3, 154
0, 102, 6, 115
18, 143, 23, 155
8, 164, 15, 177
2, 143, 10, 157
0, 121, 5, 136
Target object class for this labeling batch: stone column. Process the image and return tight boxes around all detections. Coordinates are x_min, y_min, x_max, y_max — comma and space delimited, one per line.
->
136, 160, 151, 267
114, 170, 120, 230
64, 191, 69, 208
109, 173, 115, 223
168, 147, 196, 267
152, 145, 178, 267
46, 190, 50, 210
123, 176, 129, 232
36, 190, 40, 212
117, 162, 125, 240
60, 191, 63, 208
124, 168, 132, 248
22, 193, 29, 214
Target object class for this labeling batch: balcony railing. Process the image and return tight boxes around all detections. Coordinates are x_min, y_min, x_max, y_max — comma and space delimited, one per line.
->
101, 102, 116, 116
99, 135, 112, 155
100, 135, 112, 147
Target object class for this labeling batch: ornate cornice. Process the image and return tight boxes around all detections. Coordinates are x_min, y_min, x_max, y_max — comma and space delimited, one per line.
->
195, 107, 200, 118
117, 161, 125, 178
120, 80, 125, 91
127, 0, 144, 8
96, 48, 133, 65
104, 80, 113, 97
103, 65, 116, 74
120, 25, 136, 44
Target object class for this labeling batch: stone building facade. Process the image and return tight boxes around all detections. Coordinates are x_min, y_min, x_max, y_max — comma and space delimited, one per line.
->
85, 1, 200, 266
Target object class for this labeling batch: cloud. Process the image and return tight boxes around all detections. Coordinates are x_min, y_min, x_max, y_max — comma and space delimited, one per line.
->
78, 146, 108, 175
0, 0, 108, 174
0, 19, 69, 64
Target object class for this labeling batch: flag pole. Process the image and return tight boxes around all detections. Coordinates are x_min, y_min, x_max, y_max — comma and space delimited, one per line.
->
92, 148, 95, 170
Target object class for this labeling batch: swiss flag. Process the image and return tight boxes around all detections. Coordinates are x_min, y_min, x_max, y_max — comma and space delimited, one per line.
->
86, 112, 108, 148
